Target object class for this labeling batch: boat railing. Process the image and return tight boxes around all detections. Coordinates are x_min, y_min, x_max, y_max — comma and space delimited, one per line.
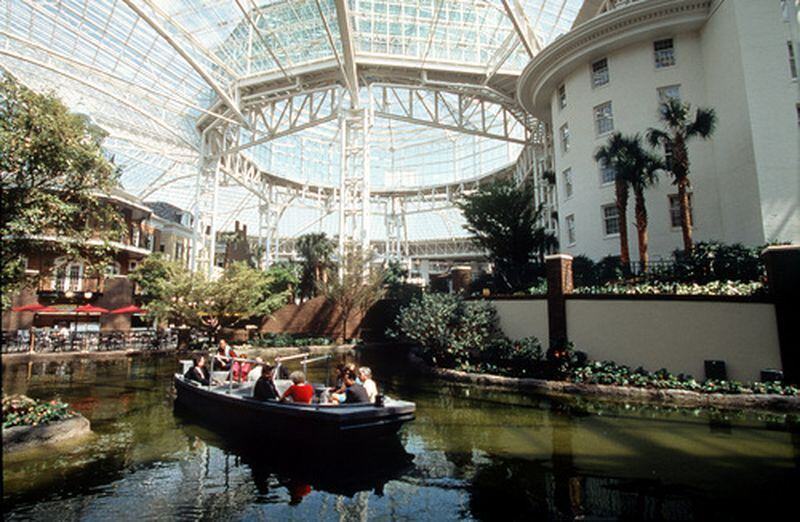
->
207, 351, 333, 391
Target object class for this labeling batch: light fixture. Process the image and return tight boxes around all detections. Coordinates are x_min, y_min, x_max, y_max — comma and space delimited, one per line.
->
65, 290, 75, 298
84, 291, 93, 299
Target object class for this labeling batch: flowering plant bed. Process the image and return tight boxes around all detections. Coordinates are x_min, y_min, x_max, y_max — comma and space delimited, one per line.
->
3, 395, 91, 454
569, 361, 798, 396
2, 395, 76, 429
571, 280, 764, 297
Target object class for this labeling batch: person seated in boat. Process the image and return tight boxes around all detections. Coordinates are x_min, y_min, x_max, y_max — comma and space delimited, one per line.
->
185, 354, 210, 386
233, 352, 252, 382
328, 362, 357, 403
280, 371, 314, 404
358, 366, 378, 403
247, 357, 265, 382
213, 339, 236, 371
331, 369, 369, 404
253, 363, 279, 401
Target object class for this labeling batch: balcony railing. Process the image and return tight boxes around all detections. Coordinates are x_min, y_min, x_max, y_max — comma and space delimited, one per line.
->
1, 329, 177, 354
37, 276, 105, 294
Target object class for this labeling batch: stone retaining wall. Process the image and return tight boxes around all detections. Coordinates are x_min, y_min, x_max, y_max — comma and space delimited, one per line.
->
3, 414, 92, 453
416, 358, 800, 413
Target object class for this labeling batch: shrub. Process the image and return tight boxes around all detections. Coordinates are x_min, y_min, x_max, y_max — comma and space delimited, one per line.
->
3, 395, 75, 429
671, 241, 764, 283
571, 255, 598, 288
481, 336, 545, 376
391, 293, 502, 368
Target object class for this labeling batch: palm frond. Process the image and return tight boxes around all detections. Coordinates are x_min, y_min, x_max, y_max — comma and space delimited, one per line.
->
687, 107, 717, 138
645, 128, 669, 148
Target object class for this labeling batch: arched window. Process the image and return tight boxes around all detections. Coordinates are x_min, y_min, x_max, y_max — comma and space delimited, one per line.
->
52, 257, 84, 292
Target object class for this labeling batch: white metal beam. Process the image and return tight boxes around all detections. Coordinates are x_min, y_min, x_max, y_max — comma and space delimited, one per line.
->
120, 0, 247, 125
501, 0, 542, 57
333, 0, 359, 105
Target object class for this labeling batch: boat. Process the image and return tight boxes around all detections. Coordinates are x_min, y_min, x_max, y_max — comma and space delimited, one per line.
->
173, 353, 416, 441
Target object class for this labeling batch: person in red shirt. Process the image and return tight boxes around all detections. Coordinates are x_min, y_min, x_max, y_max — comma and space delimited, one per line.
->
280, 370, 314, 404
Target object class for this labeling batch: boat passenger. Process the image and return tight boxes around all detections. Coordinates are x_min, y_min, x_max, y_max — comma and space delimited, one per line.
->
253, 364, 279, 401
185, 354, 210, 386
233, 352, 252, 382
280, 371, 314, 404
358, 367, 378, 403
247, 357, 265, 382
331, 369, 369, 404
329, 362, 357, 403
213, 339, 237, 371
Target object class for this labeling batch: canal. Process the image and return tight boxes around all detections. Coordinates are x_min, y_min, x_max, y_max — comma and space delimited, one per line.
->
3, 350, 799, 520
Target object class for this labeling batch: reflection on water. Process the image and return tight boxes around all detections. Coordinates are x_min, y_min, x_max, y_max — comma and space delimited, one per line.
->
3, 351, 800, 521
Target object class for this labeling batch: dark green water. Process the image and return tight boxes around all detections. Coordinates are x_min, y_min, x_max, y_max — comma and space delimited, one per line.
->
3, 350, 799, 521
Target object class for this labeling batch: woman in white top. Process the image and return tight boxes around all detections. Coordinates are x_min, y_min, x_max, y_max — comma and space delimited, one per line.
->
358, 366, 378, 403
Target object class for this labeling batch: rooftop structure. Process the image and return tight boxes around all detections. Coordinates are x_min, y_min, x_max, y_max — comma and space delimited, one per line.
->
1, 0, 586, 275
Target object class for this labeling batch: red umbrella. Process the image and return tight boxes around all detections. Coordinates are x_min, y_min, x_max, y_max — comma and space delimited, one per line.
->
12, 303, 54, 312
73, 304, 110, 314
109, 305, 147, 314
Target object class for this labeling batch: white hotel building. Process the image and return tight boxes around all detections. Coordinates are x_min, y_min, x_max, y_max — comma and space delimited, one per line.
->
518, 0, 800, 261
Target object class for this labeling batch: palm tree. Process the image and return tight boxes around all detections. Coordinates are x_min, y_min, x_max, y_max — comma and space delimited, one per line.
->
296, 232, 335, 300
594, 133, 632, 267
617, 134, 664, 271
646, 98, 717, 252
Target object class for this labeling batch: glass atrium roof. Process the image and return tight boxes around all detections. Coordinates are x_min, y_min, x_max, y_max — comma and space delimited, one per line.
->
1, 0, 584, 241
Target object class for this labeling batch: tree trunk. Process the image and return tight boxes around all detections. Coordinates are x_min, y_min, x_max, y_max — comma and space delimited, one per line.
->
634, 187, 649, 272
615, 179, 631, 267
677, 179, 693, 253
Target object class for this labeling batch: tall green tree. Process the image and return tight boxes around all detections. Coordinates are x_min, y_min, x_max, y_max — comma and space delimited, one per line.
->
457, 178, 557, 292
595, 133, 632, 267
625, 136, 664, 270
0, 73, 123, 308
130, 258, 293, 338
597, 133, 664, 270
646, 98, 717, 252
296, 232, 335, 300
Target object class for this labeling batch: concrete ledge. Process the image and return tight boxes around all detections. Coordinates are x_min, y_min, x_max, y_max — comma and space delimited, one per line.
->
3, 414, 92, 453
427, 365, 800, 413
1, 348, 176, 362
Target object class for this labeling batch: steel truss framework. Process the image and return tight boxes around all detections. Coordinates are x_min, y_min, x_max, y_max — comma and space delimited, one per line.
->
1, 0, 585, 275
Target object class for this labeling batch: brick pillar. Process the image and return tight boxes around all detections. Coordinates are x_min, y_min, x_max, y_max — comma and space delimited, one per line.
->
451, 266, 472, 294
763, 245, 800, 384
546, 254, 573, 349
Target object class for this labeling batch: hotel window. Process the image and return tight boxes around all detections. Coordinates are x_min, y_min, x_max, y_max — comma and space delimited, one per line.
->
654, 39, 675, 68
558, 84, 567, 109
657, 85, 681, 107
789, 41, 798, 80
560, 123, 570, 153
602, 205, 620, 236
566, 214, 576, 245
663, 141, 675, 171
105, 262, 121, 277
669, 194, 694, 228
563, 168, 573, 198
591, 58, 609, 87
594, 102, 614, 135
598, 158, 616, 184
